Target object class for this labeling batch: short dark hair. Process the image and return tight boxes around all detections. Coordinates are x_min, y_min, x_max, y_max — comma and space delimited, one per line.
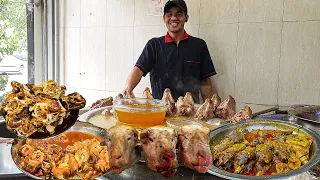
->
164, 0, 188, 15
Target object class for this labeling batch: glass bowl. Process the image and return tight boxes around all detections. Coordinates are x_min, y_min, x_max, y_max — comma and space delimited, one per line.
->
113, 98, 167, 127
166, 119, 202, 130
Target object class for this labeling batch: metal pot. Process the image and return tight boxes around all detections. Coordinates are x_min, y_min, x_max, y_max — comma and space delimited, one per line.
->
0, 121, 107, 179
208, 119, 320, 180
288, 105, 320, 135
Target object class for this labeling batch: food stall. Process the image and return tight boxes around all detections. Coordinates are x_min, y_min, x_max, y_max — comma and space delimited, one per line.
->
0, 80, 319, 180
1, 0, 320, 180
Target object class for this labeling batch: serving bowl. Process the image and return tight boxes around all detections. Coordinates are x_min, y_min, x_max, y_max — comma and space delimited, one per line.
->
208, 119, 320, 180
113, 98, 167, 127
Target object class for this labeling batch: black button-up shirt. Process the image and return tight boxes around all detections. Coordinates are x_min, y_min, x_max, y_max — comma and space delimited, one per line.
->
135, 32, 216, 103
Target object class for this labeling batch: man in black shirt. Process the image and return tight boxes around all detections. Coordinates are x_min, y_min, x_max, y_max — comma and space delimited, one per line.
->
124, 0, 216, 103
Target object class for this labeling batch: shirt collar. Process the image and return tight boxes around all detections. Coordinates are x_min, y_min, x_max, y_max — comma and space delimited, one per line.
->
165, 31, 189, 43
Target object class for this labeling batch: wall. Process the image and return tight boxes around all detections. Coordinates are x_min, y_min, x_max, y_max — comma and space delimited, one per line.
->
59, 0, 320, 112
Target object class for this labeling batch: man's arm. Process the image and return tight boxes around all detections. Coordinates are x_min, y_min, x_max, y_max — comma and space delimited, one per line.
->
200, 77, 213, 101
124, 67, 144, 92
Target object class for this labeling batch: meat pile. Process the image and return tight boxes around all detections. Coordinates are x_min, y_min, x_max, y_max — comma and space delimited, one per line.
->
195, 95, 253, 123
105, 124, 212, 178
116, 87, 253, 123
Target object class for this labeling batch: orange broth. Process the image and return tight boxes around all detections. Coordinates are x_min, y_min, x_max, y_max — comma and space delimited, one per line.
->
114, 103, 166, 127
30, 132, 102, 149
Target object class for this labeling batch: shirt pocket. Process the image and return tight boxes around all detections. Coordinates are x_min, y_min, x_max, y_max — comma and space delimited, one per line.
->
185, 61, 201, 80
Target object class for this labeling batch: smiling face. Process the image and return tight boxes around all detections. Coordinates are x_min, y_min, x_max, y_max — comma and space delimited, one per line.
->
163, 7, 188, 34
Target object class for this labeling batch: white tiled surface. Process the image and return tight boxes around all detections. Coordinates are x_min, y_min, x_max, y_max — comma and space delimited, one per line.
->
105, 27, 134, 91
80, 0, 107, 27
60, 0, 320, 107
200, 23, 238, 100
60, 28, 81, 88
107, 0, 134, 26
235, 22, 282, 105
134, 0, 165, 26
278, 22, 320, 106
59, 0, 81, 27
185, 24, 199, 37
80, 27, 106, 90
283, 0, 320, 21
200, 0, 239, 24
239, 0, 283, 22
185, 0, 200, 25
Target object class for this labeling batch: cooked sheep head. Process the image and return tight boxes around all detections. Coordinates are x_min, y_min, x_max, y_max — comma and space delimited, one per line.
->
215, 95, 236, 120
177, 125, 212, 173
105, 125, 140, 174
211, 94, 221, 111
194, 98, 215, 121
229, 105, 253, 123
140, 126, 178, 178
161, 88, 176, 116
143, 87, 154, 99
176, 96, 194, 116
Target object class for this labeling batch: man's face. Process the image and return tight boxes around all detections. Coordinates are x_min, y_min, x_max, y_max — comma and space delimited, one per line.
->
163, 7, 188, 33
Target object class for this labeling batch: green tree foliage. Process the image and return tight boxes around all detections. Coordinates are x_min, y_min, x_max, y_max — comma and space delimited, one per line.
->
0, 0, 27, 58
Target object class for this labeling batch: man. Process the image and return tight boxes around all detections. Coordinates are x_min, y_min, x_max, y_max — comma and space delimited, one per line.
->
124, 0, 216, 103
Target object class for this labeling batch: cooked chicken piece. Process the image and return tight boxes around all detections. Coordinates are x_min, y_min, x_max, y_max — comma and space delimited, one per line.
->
77, 162, 100, 180
140, 126, 178, 178
276, 162, 290, 174
211, 94, 221, 111
161, 88, 176, 116
39, 80, 66, 99
23, 150, 45, 174
175, 96, 194, 116
46, 144, 64, 163
143, 87, 154, 99
215, 95, 236, 120
95, 146, 110, 172
229, 105, 253, 122
211, 137, 234, 161
74, 148, 90, 167
53, 153, 78, 179
255, 161, 271, 176
177, 125, 212, 173
194, 98, 215, 121
91, 97, 113, 109
234, 146, 255, 174
63, 92, 86, 110
52, 162, 71, 179
256, 144, 272, 163
105, 125, 140, 174
217, 143, 246, 166
184, 92, 194, 107
20, 144, 35, 157
6, 114, 23, 129
266, 140, 290, 163
123, 90, 136, 99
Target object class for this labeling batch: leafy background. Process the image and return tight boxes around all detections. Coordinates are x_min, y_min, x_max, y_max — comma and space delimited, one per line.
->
0, 0, 27, 105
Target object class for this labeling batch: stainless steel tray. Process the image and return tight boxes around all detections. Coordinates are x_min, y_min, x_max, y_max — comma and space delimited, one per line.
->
208, 119, 320, 180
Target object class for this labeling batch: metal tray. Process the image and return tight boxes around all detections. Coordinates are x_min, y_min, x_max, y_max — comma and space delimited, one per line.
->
208, 119, 320, 180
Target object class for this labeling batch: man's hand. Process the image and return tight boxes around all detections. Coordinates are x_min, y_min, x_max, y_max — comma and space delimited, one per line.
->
124, 67, 144, 93
200, 78, 213, 101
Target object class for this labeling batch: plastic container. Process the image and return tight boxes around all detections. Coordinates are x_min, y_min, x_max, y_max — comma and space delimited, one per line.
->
113, 98, 167, 127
